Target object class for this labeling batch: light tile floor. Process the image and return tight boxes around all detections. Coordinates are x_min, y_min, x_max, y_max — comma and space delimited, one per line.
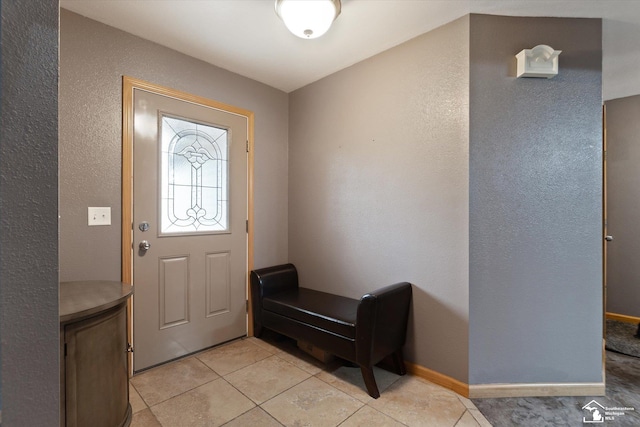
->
129, 334, 492, 427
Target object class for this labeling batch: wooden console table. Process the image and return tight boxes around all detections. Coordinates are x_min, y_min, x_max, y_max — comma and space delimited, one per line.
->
60, 281, 133, 427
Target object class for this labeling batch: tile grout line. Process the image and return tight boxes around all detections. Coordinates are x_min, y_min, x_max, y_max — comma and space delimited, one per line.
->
132, 371, 222, 409
259, 337, 433, 426
217, 358, 307, 424
222, 347, 369, 426
361, 404, 412, 427
453, 409, 469, 427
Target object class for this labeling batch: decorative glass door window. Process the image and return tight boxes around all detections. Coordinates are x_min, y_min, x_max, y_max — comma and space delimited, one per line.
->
160, 115, 229, 235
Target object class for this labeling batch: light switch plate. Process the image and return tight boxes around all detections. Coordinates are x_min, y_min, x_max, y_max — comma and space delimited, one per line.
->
88, 207, 111, 226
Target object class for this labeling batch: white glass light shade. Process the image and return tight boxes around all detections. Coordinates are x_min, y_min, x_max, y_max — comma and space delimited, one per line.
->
275, 0, 341, 39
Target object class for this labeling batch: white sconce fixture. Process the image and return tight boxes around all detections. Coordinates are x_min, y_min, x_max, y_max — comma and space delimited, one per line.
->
275, 0, 341, 39
516, 45, 562, 79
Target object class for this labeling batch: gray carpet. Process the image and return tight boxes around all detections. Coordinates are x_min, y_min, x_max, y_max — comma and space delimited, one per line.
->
473, 351, 640, 426
606, 319, 640, 358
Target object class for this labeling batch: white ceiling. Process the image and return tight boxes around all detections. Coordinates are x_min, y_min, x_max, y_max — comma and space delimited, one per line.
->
61, 0, 640, 97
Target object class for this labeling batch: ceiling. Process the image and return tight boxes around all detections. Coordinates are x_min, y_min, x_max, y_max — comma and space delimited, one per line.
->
60, 0, 640, 95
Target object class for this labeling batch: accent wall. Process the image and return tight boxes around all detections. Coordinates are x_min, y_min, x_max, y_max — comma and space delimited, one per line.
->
468, 15, 603, 386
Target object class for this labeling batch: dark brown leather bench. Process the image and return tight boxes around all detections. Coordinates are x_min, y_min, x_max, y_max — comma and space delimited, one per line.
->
250, 263, 412, 398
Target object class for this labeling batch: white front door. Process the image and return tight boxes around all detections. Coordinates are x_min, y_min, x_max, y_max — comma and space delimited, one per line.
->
129, 80, 249, 371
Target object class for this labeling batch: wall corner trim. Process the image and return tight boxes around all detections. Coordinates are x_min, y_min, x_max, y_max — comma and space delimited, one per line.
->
468, 382, 605, 399
405, 362, 469, 398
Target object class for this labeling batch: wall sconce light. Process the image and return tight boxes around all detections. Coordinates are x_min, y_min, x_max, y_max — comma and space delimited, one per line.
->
275, 0, 341, 39
516, 45, 562, 79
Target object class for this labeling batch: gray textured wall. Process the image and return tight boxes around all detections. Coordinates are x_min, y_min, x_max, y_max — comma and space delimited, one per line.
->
468, 15, 603, 384
289, 17, 471, 381
0, 0, 60, 423
605, 95, 640, 318
59, 9, 289, 281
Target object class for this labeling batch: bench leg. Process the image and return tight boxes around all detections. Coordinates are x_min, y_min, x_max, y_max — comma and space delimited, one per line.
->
360, 366, 380, 399
391, 349, 406, 376
253, 322, 263, 338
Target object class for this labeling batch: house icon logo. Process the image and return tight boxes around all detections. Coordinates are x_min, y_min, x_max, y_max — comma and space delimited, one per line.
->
582, 400, 605, 423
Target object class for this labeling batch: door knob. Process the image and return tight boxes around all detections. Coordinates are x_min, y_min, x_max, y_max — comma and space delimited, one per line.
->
605, 235, 613, 242
139, 240, 151, 251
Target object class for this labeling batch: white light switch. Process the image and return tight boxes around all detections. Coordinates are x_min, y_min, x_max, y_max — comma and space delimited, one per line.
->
88, 207, 111, 226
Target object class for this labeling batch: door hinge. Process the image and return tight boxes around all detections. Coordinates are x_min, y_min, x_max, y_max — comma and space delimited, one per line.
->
64, 342, 67, 357
246, 140, 249, 153
246, 219, 248, 233
246, 300, 249, 313
127, 343, 134, 353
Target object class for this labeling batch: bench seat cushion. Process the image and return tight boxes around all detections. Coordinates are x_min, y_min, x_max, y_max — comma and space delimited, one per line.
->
262, 288, 358, 339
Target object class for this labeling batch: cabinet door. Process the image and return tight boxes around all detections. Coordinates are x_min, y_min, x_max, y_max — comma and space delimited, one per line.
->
65, 304, 129, 427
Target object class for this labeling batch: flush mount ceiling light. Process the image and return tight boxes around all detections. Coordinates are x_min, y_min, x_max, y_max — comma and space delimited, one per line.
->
275, 0, 341, 39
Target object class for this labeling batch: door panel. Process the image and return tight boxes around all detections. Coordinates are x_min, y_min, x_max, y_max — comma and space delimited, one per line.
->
605, 96, 640, 319
206, 252, 231, 316
132, 87, 248, 371
159, 256, 189, 329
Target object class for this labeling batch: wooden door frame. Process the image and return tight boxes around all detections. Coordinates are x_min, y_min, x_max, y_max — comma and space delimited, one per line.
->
121, 76, 255, 376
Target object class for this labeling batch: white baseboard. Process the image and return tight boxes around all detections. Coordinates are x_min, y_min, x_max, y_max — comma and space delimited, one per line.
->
469, 382, 605, 399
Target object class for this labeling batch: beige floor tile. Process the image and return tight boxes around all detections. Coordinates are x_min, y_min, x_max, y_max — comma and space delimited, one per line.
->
223, 407, 284, 427
197, 339, 274, 376
247, 336, 285, 354
455, 410, 481, 427
225, 355, 311, 404
275, 346, 331, 375
151, 378, 255, 427
129, 383, 148, 413
253, 331, 300, 354
339, 406, 405, 427
316, 365, 401, 403
130, 409, 162, 427
262, 376, 363, 427
369, 376, 467, 427
468, 409, 493, 427
131, 357, 219, 406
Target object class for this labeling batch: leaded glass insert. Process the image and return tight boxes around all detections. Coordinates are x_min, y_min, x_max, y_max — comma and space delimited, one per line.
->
160, 115, 229, 234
